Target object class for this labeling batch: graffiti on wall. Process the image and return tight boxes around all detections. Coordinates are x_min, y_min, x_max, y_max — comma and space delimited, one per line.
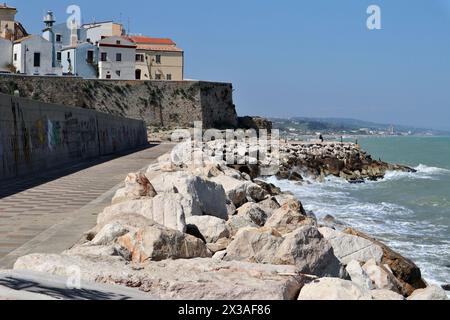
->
47, 119, 63, 150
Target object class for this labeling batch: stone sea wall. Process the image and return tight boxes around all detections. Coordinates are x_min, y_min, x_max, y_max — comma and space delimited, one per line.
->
0, 75, 238, 129
0, 93, 147, 181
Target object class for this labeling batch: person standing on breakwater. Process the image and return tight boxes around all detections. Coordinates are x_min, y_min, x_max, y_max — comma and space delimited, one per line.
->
319, 134, 324, 143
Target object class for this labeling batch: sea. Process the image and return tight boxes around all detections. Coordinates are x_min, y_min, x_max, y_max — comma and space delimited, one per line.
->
267, 136, 450, 291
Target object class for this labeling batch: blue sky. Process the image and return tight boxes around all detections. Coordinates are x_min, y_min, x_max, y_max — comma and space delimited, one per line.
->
8, 0, 450, 130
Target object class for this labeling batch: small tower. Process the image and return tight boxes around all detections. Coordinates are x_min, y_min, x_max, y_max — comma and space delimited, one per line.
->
43, 10, 56, 68
43, 10, 55, 29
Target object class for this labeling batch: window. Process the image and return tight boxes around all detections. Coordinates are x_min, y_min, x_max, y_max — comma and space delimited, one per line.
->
106, 74, 111, 79
115, 70, 121, 77
87, 50, 94, 63
116, 53, 122, 62
33, 52, 41, 67
136, 54, 144, 62
135, 69, 142, 80
56, 52, 61, 61
155, 74, 162, 80
100, 52, 107, 61
67, 52, 71, 60
166, 74, 172, 81
14, 53, 17, 61
56, 34, 62, 42
155, 55, 161, 64
116, 40, 121, 45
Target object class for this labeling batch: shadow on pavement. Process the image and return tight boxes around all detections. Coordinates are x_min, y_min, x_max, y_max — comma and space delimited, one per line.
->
0, 276, 132, 300
0, 144, 158, 199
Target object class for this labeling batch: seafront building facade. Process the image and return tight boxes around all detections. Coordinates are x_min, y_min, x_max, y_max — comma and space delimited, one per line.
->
12, 35, 61, 75
0, 3, 184, 80
98, 36, 136, 80
130, 36, 184, 81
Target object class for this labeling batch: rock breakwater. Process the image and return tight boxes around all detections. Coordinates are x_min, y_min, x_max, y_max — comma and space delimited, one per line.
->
9, 141, 447, 300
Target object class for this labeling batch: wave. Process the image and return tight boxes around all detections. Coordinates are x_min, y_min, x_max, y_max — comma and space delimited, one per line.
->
383, 164, 449, 182
415, 164, 450, 174
266, 174, 450, 290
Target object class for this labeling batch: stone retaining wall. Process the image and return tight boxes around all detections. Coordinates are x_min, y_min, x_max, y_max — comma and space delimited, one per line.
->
0, 75, 238, 129
0, 93, 147, 180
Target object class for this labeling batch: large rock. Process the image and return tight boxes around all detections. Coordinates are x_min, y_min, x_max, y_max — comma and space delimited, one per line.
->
186, 216, 230, 243
210, 175, 248, 207
225, 226, 343, 277
14, 254, 305, 300
272, 226, 343, 277
344, 227, 427, 296
362, 259, 402, 293
257, 197, 281, 216
245, 183, 269, 202
91, 222, 130, 246
98, 193, 186, 233
407, 285, 448, 300
346, 260, 374, 290
236, 203, 269, 227
297, 278, 373, 300
151, 171, 228, 220
319, 227, 383, 265
117, 223, 211, 263
253, 180, 281, 196
112, 172, 157, 205
226, 215, 259, 236
265, 199, 315, 234
371, 289, 405, 300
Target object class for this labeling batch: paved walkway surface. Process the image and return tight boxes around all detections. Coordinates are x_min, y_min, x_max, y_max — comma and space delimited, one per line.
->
0, 270, 158, 300
0, 143, 174, 268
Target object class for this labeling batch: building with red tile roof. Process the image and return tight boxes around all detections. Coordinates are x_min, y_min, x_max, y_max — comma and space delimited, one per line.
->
128, 35, 184, 81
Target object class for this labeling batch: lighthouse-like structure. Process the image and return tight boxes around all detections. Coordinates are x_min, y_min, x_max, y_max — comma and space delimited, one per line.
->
42, 10, 56, 68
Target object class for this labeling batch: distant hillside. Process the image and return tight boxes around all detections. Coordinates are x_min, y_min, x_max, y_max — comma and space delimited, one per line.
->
270, 117, 449, 136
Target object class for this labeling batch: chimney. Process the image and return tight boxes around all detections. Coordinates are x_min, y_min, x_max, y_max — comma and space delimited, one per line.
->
70, 20, 78, 46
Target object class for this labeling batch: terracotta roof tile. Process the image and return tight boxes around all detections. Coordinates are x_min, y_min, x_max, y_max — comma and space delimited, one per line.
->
128, 36, 176, 46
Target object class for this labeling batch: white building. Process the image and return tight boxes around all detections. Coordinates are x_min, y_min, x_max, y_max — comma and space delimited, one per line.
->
98, 36, 136, 80
0, 37, 12, 72
83, 21, 123, 44
13, 35, 62, 75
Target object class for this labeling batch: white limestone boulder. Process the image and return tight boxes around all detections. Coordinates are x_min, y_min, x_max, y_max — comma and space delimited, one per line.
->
210, 175, 248, 208
371, 289, 405, 300
91, 222, 130, 246
225, 226, 343, 277
186, 216, 230, 243
112, 172, 157, 205
407, 285, 448, 300
297, 278, 373, 300
319, 227, 383, 265
362, 259, 401, 293
265, 200, 315, 234
345, 259, 374, 290
97, 193, 186, 233
117, 223, 211, 263
151, 171, 228, 220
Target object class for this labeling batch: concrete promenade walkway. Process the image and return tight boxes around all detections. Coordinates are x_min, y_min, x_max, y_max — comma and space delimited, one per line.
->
0, 143, 174, 268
